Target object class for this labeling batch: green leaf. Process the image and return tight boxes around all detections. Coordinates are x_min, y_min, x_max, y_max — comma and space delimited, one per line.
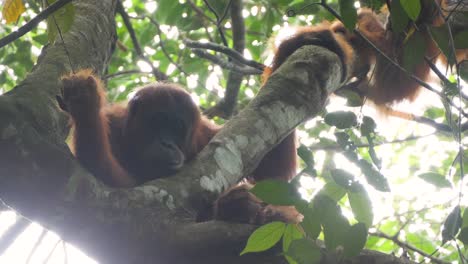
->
296, 202, 321, 239
348, 188, 374, 228
454, 31, 468, 49
358, 159, 390, 192
250, 180, 298, 206
324, 111, 358, 129
340, 89, 364, 107
461, 208, 468, 229
331, 169, 356, 190
400, 0, 421, 20
343, 223, 368, 258
297, 144, 315, 169
316, 181, 347, 202
154, 0, 180, 24
442, 206, 462, 244
283, 224, 304, 251
458, 60, 468, 82
390, 0, 410, 33
315, 196, 350, 251
430, 26, 456, 65
339, 0, 357, 31
240, 221, 286, 255
403, 31, 426, 72
360, 116, 376, 136
287, 238, 321, 264
418, 172, 452, 188
458, 227, 468, 246
32, 34, 49, 45
46, 0, 75, 43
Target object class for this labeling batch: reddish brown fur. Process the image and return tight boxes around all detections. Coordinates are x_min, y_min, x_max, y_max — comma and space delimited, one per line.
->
61, 71, 222, 186
332, 8, 440, 104
263, 22, 355, 83
61, 69, 300, 224
268, 3, 466, 106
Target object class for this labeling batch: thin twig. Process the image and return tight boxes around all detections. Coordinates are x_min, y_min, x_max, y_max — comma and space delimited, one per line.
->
0, 0, 73, 48
184, 39, 265, 71
103, 69, 147, 80
25, 228, 48, 264
192, 49, 261, 75
202, 0, 229, 46
0, 217, 30, 255
42, 239, 61, 264
116, 0, 167, 81
370, 231, 450, 264
307, 133, 435, 151
186, 0, 216, 24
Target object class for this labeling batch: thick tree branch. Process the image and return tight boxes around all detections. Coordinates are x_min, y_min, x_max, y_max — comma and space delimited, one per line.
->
192, 48, 262, 75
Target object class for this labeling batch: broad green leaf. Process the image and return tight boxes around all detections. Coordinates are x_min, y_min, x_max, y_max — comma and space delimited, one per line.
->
296, 202, 321, 239
339, 89, 364, 107
2, 0, 25, 23
348, 189, 374, 228
283, 224, 303, 251
403, 31, 426, 72
462, 208, 468, 229
287, 238, 321, 264
454, 30, 468, 49
458, 227, 468, 246
418, 172, 452, 188
324, 111, 357, 129
400, 0, 421, 20
154, 0, 180, 24
32, 34, 49, 45
240, 221, 286, 255
316, 181, 346, 202
430, 26, 456, 65
315, 196, 350, 251
297, 144, 314, 169
250, 180, 298, 206
390, 0, 409, 33
358, 159, 390, 192
458, 60, 468, 82
339, 0, 357, 31
46, 0, 75, 43
442, 206, 462, 244
331, 169, 356, 190
343, 223, 368, 258
360, 116, 376, 136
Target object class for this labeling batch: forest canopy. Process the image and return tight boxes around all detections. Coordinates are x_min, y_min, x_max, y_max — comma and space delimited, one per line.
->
0, 0, 467, 264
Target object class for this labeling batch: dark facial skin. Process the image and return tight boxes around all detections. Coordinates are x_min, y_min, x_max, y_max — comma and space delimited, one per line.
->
122, 84, 201, 183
